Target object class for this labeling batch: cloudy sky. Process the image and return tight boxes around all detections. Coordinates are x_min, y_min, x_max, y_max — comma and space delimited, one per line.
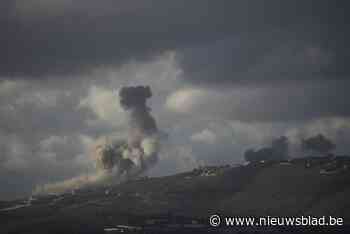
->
1, 0, 350, 199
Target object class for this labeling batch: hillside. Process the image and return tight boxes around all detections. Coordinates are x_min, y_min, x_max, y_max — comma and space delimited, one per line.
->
1, 156, 350, 233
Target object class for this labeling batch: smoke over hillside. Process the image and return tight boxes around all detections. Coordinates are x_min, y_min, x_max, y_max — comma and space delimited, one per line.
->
301, 134, 336, 155
244, 136, 289, 163
34, 86, 161, 194
94, 86, 159, 174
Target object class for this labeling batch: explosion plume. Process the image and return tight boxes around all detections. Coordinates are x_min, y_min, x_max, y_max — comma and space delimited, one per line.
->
94, 86, 160, 175
34, 86, 161, 194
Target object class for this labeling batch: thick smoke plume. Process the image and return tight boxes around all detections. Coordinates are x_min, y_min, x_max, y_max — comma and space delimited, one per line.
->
94, 86, 159, 174
34, 86, 161, 194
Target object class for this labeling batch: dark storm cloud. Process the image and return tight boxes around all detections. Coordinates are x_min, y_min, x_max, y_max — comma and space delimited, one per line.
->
1, 0, 235, 77
2, 0, 349, 78
229, 81, 350, 122
179, 31, 349, 86
171, 1, 350, 121
178, 1, 350, 85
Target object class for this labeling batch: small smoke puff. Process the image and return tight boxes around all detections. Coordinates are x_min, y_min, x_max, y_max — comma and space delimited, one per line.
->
122, 147, 131, 159
140, 137, 159, 168
302, 134, 335, 154
191, 129, 217, 144
141, 137, 159, 157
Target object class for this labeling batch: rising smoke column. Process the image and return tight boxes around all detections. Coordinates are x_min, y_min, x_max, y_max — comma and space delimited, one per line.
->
94, 85, 160, 176
119, 86, 159, 169
34, 86, 161, 195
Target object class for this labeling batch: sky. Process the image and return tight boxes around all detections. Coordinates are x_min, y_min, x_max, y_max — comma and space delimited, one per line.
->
1, 0, 350, 199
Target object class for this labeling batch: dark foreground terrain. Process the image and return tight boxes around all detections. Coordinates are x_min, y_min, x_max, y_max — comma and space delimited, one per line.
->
1, 156, 350, 234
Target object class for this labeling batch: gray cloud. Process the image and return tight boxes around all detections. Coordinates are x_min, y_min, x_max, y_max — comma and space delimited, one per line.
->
166, 80, 350, 123
179, 34, 342, 85
0, 79, 98, 199
1, 1, 349, 78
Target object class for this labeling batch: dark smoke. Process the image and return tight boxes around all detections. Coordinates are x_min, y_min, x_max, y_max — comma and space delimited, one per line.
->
119, 86, 157, 135
95, 86, 160, 175
34, 86, 161, 194
95, 140, 133, 174
301, 134, 336, 155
